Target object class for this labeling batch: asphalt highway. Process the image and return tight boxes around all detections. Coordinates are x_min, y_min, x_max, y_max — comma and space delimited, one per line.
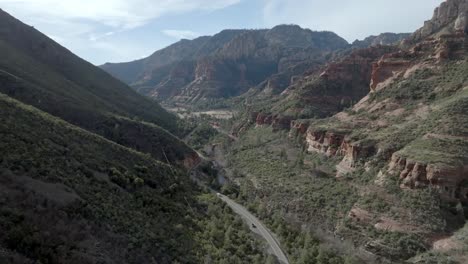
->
217, 193, 289, 264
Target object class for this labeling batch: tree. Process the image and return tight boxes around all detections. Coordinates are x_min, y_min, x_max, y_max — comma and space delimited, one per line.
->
223, 226, 234, 249
316, 248, 330, 264
280, 148, 287, 159
266, 254, 278, 264
295, 150, 305, 169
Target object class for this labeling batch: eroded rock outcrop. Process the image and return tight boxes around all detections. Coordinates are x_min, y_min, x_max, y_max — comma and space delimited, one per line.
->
254, 112, 293, 131
336, 140, 376, 176
369, 51, 413, 91
305, 127, 378, 177
288, 120, 309, 139
306, 129, 346, 157
408, 0, 468, 43
388, 153, 468, 201
276, 46, 400, 117
319, 46, 398, 83
370, 30, 466, 91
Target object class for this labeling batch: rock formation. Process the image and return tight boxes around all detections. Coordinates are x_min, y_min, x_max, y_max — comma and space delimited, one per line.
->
101, 25, 349, 103
407, 0, 468, 43
388, 153, 468, 202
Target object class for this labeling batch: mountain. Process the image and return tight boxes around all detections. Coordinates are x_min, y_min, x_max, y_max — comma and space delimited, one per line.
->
222, 0, 468, 262
352, 33, 411, 48
0, 92, 271, 264
0, 93, 197, 263
101, 25, 348, 105
0, 9, 272, 264
2, 0, 467, 263
406, 0, 467, 43
0, 8, 199, 166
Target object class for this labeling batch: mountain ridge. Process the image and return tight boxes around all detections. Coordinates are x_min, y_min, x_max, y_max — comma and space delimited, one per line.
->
0, 9, 271, 264
223, 0, 468, 262
100, 24, 349, 104
0, 8, 199, 167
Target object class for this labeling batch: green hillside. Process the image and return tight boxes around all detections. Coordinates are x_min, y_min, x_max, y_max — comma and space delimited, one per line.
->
0, 93, 268, 263
0, 9, 197, 165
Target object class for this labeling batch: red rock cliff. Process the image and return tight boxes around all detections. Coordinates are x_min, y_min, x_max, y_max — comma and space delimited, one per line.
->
388, 153, 468, 202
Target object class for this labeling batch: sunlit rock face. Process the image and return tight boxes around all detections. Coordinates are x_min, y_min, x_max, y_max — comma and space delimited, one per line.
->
407, 0, 468, 42
388, 153, 468, 202
101, 25, 349, 104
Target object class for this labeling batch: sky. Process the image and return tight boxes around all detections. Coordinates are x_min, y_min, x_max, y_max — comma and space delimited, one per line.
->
0, 0, 444, 65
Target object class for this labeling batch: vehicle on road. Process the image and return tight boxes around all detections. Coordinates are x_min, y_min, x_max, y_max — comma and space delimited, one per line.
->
251, 223, 257, 228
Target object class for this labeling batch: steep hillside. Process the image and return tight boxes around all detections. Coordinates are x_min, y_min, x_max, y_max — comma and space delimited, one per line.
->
101, 25, 349, 105
0, 9, 197, 166
244, 45, 399, 121
101, 36, 213, 85
0, 9, 276, 264
0, 93, 269, 263
218, 0, 468, 263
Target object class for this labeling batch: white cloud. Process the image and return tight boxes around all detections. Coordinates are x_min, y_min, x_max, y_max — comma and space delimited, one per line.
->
0, 0, 241, 30
162, 29, 199, 39
0, 0, 241, 64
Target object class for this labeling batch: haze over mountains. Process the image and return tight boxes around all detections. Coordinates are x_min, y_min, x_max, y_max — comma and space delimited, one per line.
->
1, 0, 468, 263
101, 26, 413, 106
101, 25, 346, 104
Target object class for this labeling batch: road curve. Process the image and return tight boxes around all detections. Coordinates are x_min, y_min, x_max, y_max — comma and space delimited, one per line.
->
217, 194, 289, 264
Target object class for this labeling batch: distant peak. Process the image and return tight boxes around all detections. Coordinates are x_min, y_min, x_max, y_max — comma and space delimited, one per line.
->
271, 24, 303, 29
408, 0, 468, 42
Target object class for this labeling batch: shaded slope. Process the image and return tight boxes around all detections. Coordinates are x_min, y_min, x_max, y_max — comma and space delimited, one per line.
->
0, 93, 197, 263
0, 8, 177, 134
0, 9, 196, 166
0, 93, 269, 263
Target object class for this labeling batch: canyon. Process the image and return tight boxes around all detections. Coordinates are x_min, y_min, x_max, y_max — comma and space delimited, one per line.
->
1, 0, 468, 263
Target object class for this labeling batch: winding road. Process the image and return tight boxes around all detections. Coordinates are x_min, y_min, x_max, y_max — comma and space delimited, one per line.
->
184, 120, 288, 263
217, 193, 290, 264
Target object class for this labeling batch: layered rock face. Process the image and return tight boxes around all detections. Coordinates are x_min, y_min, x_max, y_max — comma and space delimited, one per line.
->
288, 120, 309, 139
254, 112, 293, 131
319, 46, 397, 82
370, 29, 467, 91
303, 128, 377, 176
101, 25, 349, 103
407, 0, 468, 42
272, 45, 398, 118
388, 154, 468, 201
336, 140, 376, 176
229, 1, 468, 262
369, 51, 413, 91
306, 129, 345, 157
